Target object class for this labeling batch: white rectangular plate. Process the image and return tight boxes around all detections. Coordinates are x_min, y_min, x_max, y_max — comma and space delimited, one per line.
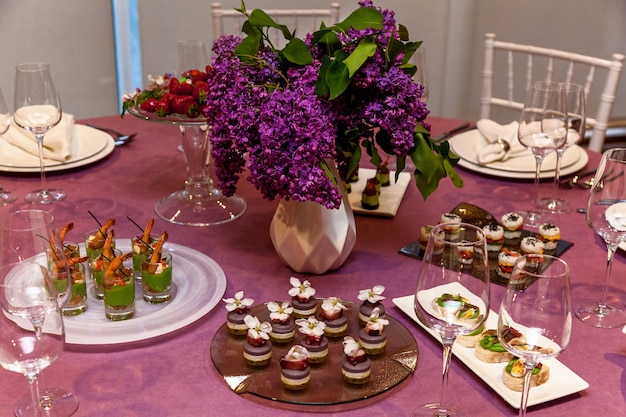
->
392, 295, 589, 408
348, 168, 411, 217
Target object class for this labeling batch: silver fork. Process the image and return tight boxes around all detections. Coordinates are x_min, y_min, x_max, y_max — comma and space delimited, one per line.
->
87, 123, 137, 146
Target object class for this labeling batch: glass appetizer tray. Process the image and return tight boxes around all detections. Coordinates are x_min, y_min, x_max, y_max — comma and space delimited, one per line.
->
210, 301, 418, 407
399, 202, 573, 286
63, 241, 226, 345
393, 295, 589, 408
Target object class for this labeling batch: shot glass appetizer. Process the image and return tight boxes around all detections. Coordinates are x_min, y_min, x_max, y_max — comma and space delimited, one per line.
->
84, 218, 115, 259
88, 233, 118, 300
141, 250, 173, 303
62, 262, 88, 316
103, 253, 135, 321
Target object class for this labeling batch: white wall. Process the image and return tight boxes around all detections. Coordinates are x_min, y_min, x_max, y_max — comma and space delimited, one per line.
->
1, 0, 624, 122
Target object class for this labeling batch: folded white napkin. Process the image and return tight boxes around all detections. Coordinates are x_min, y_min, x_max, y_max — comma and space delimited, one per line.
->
476, 119, 526, 165
1, 113, 75, 162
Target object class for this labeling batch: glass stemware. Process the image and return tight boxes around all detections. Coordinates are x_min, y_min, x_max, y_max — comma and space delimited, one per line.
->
0, 86, 18, 204
517, 80, 567, 229
0, 209, 78, 416
13, 62, 64, 204
540, 83, 586, 214
412, 222, 490, 417
0, 261, 76, 417
498, 254, 571, 416
413, 46, 428, 102
576, 147, 626, 328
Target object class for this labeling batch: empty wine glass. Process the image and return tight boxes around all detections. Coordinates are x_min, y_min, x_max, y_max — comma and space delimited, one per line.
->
517, 80, 567, 228
541, 83, 586, 213
412, 46, 428, 102
0, 261, 77, 417
498, 254, 571, 416
412, 222, 490, 417
13, 62, 64, 204
576, 147, 626, 328
0, 87, 18, 204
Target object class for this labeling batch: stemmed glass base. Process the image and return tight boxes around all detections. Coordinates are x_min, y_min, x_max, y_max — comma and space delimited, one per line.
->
155, 188, 246, 226
536, 197, 573, 214
25, 189, 65, 205
575, 303, 626, 329
15, 387, 78, 417
412, 403, 468, 417
1, 190, 17, 205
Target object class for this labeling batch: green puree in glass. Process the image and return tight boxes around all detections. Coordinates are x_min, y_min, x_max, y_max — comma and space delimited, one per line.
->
143, 267, 172, 293
104, 276, 135, 306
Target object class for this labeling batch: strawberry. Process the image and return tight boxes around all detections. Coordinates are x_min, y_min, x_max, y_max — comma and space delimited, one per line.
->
155, 96, 171, 117
171, 95, 195, 115
177, 79, 194, 96
192, 81, 209, 104
140, 97, 159, 112
192, 71, 209, 83
184, 101, 199, 118
169, 77, 181, 95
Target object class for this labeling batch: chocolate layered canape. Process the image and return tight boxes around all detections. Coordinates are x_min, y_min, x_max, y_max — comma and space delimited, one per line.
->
280, 345, 311, 390
357, 284, 386, 326
222, 290, 254, 336
288, 276, 317, 318
242, 315, 273, 367
266, 300, 295, 344
341, 336, 371, 385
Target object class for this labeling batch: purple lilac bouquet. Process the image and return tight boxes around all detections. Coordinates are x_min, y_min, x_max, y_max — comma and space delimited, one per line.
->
205, 0, 462, 209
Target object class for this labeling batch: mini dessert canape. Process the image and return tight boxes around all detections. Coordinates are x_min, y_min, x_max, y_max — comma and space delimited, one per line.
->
140, 232, 172, 304
376, 162, 391, 187
102, 252, 135, 321
501, 212, 523, 240
295, 316, 329, 364
456, 324, 485, 348
357, 284, 386, 326
361, 178, 380, 210
223, 291, 255, 336
482, 223, 505, 253
288, 277, 317, 318
320, 297, 348, 337
497, 248, 521, 280
432, 293, 482, 326
537, 223, 560, 252
520, 236, 544, 256
455, 240, 475, 265
242, 315, 273, 367
502, 358, 549, 392
439, 212, 462, 241
266, 300, 296, 344
341, 336, 371, 385
280, 345, 311, 390
358, 307, 389, 355
418, 225, 434, 252
475, 328, 520, 363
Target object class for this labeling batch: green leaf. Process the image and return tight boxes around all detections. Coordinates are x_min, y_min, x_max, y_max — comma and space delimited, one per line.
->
282, 38, 313, 65
235, 34, 261, 63
343, 37, 377, 77
314, 29, 341, 56
398, 24, 409, 41
314, 56, 332, 96
334, 8, 383, 31
249, 9, 293, 40
326, 52, 351, 99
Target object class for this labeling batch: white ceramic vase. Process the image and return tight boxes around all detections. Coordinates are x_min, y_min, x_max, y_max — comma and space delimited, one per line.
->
269, 166, 356, 274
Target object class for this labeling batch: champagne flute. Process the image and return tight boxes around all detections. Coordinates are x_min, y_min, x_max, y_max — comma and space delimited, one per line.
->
13, 62, 64, 204
576, 147, 626, 328
0, 87, 18, 204
541, 83, 586, 213
517, 80, 567, 228
0, 209, 78, 416
0, 261, 77, 417
412, 222, 490, 417
498, 254, 571, 416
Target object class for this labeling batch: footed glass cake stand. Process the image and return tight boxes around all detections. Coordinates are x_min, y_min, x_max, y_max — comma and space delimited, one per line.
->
128, 108, 246, 226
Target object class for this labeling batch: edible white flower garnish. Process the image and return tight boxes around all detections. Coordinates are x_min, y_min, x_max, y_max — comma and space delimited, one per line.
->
222, 290, 254, 312
285, 345, 310, 361
295, 316, 326, 336
357, 285, 386, 303
321, 297, 347, 314
244, 315, 272, 341
366, 307, 389, 332
147, 73, 167, 87
342, 336, 363, 357
288, 276, 316, 299
266, 300, 293, 322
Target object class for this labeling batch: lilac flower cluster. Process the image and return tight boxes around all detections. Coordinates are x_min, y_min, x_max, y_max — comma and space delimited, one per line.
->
206, 1, 429, 209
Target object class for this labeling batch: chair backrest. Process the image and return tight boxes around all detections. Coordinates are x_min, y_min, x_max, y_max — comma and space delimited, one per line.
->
480, 33, 624, 152
211, 2, 341, 48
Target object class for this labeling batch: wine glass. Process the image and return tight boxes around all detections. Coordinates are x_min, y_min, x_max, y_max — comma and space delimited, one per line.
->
498, 254, 571, 416
0, 209, 78, 416
0, 261, 77, 417
0, 87, 18, 204
412, 222, 490, 417
13, 62, 64, 204
517, 80, 567, 229
575, 147, 626, 328
412, 46, 428, 102
541, 83, 586, 213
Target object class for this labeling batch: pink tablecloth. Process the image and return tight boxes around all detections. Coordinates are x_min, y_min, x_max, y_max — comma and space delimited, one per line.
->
0, 115, 624, 416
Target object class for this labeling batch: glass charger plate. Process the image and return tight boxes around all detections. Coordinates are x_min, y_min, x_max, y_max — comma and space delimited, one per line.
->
0, 125, 115, 172
210, 301, 418, 407
64, 241, 226, 345
398, 202, 573, 286
392, 295, 589, 408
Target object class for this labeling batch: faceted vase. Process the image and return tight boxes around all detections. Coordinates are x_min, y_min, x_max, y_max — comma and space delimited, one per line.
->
269, 174, 356, 274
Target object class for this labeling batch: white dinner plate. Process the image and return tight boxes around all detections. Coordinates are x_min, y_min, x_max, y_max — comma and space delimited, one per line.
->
348, 168, 411, 217
450, 129, 582, 173
64, 241, 227, 345
392, 295, 589, 408
0, 124, 115, 173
